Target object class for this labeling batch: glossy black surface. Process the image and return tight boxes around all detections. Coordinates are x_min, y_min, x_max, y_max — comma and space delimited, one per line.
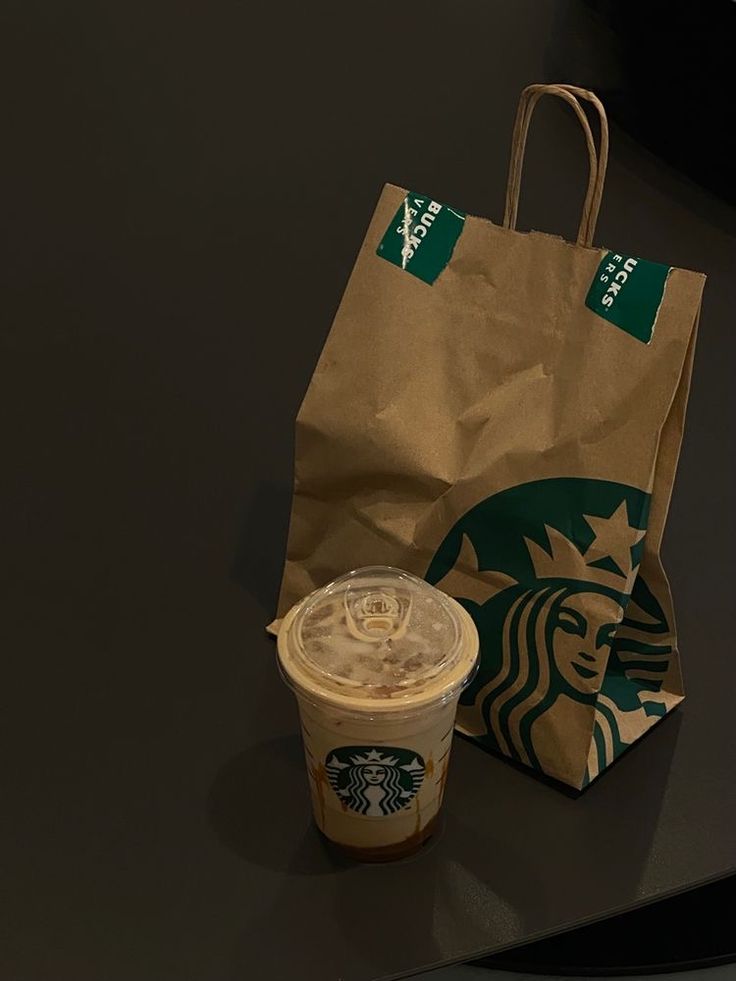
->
475, 874, 736, 976
2, 2, 736, 980
550, 1, 736, 205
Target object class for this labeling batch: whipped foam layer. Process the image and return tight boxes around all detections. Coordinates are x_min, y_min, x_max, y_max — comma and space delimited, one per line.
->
275, 567, 480, 708
297, 583, 459, 694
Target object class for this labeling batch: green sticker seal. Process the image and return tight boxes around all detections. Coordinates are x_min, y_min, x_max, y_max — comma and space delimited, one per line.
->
376, 192, 465, 285
586, 250, 671, 344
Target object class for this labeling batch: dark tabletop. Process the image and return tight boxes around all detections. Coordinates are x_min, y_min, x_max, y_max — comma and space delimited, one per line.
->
2, 2, 736, 980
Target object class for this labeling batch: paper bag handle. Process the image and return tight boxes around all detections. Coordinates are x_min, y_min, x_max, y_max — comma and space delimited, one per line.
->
503, 83, 609, 248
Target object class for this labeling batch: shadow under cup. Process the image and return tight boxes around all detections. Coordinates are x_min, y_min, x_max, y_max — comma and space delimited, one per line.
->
276, 566, 480, 862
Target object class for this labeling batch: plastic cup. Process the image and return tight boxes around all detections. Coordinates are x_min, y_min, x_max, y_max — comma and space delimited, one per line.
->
276, 566, 479, 861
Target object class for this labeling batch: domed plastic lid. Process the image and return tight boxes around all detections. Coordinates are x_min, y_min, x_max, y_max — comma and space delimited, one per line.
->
278, 566, 478, 709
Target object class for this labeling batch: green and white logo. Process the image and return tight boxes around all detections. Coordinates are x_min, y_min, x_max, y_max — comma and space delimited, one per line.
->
585, 250, 671, 343
376, 191, 465, 285
325, 746, 425, 816
426, 478, 673, 786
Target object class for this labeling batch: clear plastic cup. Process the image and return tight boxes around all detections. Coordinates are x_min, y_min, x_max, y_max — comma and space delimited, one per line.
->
276, 566, 479, 861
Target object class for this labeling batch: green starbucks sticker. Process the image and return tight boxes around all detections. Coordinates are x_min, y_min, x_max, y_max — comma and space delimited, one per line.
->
376, 192, 465, 285
585, 250, 671, 343
325, 746, 425, 816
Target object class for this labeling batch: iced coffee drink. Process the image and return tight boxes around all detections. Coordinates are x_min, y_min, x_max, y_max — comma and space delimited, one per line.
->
276, 566, 479, 861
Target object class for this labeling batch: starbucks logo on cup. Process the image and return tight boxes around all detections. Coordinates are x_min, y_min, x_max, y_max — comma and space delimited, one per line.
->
325, 746, 425, 817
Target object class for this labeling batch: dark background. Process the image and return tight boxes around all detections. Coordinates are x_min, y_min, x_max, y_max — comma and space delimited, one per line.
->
2, 2, 735, 980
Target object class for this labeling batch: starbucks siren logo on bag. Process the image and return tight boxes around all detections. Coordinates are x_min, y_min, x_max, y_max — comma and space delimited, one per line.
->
426, 478, 674, 787
325, 746, 426, 816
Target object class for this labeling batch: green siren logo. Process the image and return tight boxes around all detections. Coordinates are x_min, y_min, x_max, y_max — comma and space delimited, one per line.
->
325, 747, 425, 816
426, 478, 674, 787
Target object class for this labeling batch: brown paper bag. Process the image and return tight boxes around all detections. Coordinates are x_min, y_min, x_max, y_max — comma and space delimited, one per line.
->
274, 84, 706, 789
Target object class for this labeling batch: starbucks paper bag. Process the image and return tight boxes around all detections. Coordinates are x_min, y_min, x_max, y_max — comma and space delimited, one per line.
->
275, 84, 705, 789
